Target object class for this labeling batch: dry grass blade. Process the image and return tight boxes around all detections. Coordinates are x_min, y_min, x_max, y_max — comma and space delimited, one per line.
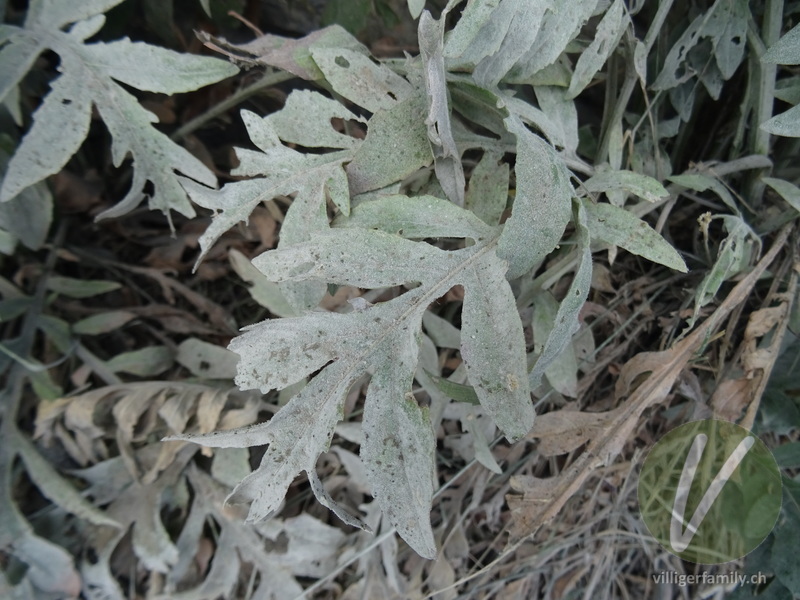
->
506, 225, 793, 543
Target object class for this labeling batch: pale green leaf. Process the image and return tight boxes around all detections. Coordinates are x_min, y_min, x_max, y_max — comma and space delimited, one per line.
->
473, 0, 550, 87
465, 149, 509, 226
652, 13, 706, 91
47, 276, 120, 298
424, 371, 480, 404
707, 0, 748, 78
509, 0, 598, 80
460, 251, 534, 442
106, 346, 173, 376
775, 76, 800, 104
668, 173, 739, 213
566, 0, 626, 99
419, 11, 465, 205
762, 23, 800, 65
422, 310, 462, 349
252, 229, 455, 289
310, 47, 413, 112
498, 117, 572, 279
583, 200, 687, 272
443, 0, 500, 59
334, 194, 493, 240
198, 0, 212, 16
529, 201, 592, 388
760, 103, 800, 138
15, 429, 121, 528
0, 147, 52, 250
82, 39, 237, 94
0, 32, 43, 104
0, 74, 92, 203
408, 0, 426, 19
229, 249, 297, 318
534, 86, 579, 156
267, 90, 365, 151
692, 215, 759, 318
0, 10, 236, 216
584, 169, 669, 202
73, 311, 137, 335
176, 338, 238, 379
531, 290, 578, 396
362, 334, 437, 558
762, 177, 800, 214
346, 95, 433, 195
26, 0, 125, 29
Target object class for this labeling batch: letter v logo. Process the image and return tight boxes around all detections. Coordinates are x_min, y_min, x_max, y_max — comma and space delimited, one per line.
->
669, 433, 755, 552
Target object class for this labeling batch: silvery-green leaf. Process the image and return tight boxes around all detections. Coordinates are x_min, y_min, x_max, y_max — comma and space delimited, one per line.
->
26, 0, 124, 29
73, 311, 137, 335
775, 76, 800, 104
1, 74, 91, 203
307, 469, 372, 532
198, 0, 212, 16
443, 0, 500, 59
692, 215, 758, 318
762, 23, 800, 65
505, 95, 564, 149
465, 149, 508, 226
707, 0, 748, 78
510, 0, 597, 80
346, 96, 433, 195
310, 47, 413, 112
0, 147, 51, 249
363, 333, 437, 558
229, 311, 357, 393
529, 201, 592, 388
583, 200, 687, 272
0, 12, 236, 216
229, 249, 297, 318
668, 173, 739, 214
408, 0, 426, 19
252, 229, 455, 289
460, 251, 534, 442
450, 81, 510, 138
584, 169, 669, 203
534, 85, 579, 156
530, 290, 578, 396
498, 117, 572, 279
763, 177, 800, 214
760, 104, 800, 138
419, 11, 465, 205
0, 32, 43, 104
228, 361, 358, 522
444, 0, 515, 65
334, 194, 493, 240
566, 0, 626, 99
14, 429, 121, 528
106, 346, 173, 376
176, 338, 239, 379
47, 276, 120, 298
81, 39, 237, 94
422, 310, 462, 349
652, 13, 705, 90
267, 90, 365, 150
234, 25, 367, 82
473, 0, 549, 88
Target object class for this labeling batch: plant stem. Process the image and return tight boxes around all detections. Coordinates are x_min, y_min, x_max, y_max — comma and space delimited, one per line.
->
746, 0, 783, 208
171, 69, 294, 141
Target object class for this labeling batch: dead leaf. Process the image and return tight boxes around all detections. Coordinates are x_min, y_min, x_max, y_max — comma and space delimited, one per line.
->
710, 377, 751, 421
506, 225, 792, 543
527, 409, 619, 457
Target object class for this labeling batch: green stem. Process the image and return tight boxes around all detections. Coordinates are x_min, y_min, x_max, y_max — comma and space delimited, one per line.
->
171, 69, 294, 141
